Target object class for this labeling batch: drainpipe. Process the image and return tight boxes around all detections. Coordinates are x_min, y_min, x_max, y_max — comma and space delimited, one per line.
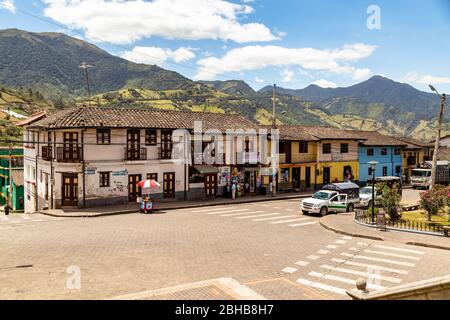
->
35, 131, 40, 212
81, 128, 87, 209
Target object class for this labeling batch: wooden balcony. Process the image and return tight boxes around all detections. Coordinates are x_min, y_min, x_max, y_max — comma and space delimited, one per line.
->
407, 156, 417, 166
125, 148, 147, 161
56, 147, 82, 162
41, 146, 53, 161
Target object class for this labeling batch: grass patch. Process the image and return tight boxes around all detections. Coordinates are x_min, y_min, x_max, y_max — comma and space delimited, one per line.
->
401, 209, 450, 226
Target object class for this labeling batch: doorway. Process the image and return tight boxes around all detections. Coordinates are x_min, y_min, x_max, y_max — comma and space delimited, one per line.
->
128, 174, 142, 202
62, 173, 78, 206
305, 167, 311, 189
292, 167, 301, 189
204, 174, 217, 197
163, 172, 175, 199
323, 167, 331, 185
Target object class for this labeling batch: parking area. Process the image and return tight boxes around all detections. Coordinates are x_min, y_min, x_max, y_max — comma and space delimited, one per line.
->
0, 197, 448, 300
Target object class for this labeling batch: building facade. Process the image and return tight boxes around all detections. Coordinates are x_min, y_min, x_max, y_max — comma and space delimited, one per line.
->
395, 137, 434, 184
0, 147, 24, 211
355, 131, 405, 185
20, 107, 265, 213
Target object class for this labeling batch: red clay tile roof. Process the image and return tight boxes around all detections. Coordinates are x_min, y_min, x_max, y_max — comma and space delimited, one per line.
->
352, 131, 407, 147
394, 136, 434, 149
16, 111, 47, 127
26, 107, 259, 132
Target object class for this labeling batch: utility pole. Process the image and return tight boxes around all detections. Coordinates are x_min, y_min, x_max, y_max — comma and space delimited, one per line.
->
79, 63, 94, 106
8, 145, 12, 209
429, 85, 446, 190
272, 84, 277, 197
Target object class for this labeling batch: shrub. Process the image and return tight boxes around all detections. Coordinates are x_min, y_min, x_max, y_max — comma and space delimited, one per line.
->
419, 185, 448, 221
381, 184, 402, 222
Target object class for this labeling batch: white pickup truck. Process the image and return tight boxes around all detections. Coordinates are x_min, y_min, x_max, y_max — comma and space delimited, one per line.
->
359, 186, 383, 208
300, 190, 353, 216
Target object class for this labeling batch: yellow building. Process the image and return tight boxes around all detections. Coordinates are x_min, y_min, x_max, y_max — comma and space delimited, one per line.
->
272, 126, 364, 191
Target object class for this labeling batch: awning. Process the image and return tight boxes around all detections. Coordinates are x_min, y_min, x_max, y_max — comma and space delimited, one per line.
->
192, 165, 219, 174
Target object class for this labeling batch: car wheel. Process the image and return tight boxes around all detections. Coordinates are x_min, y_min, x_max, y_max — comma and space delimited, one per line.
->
346, 203, 355, 213
319, 206, 328, 217
302, 210, 309, 215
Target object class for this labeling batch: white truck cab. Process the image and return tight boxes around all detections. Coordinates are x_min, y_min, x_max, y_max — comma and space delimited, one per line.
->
300, 190, 350, 216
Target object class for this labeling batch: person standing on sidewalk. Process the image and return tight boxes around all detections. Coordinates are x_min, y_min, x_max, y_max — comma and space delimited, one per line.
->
4, 204, 11, 216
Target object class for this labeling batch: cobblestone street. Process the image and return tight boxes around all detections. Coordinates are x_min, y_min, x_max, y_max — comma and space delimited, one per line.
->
0, 199, 449, 300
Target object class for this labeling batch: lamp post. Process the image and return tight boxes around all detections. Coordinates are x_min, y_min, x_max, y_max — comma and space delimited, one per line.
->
79, 63, 94, 106
368, 160, 379, 224
428, 85, 446, 190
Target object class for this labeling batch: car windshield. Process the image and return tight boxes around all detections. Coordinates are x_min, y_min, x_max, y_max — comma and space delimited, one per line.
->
412, 170, 430, 177
312, 191, 332, 200
360, 187, 373, 195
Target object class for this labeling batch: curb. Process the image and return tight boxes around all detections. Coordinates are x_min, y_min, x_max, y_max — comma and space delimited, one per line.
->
39, 194, 311, 218
406, 242, 450, 251
319, 218, 384, 241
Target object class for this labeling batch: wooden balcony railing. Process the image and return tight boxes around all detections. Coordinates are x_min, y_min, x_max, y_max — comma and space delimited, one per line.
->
125, 148, 147, 161
41, 145, 53, 161
56, 147, 82, 162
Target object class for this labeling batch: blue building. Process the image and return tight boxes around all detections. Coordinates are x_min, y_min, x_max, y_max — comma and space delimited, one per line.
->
356, 131, 406, 185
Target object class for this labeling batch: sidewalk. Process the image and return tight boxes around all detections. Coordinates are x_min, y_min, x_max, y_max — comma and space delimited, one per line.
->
320, 213, 450, 251
39, 192, 311, 218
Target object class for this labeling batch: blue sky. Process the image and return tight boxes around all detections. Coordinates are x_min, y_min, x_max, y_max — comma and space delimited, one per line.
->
0, 0, 450, 93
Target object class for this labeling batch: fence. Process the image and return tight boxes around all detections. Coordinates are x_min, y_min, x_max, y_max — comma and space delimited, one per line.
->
354, 209, 446, 234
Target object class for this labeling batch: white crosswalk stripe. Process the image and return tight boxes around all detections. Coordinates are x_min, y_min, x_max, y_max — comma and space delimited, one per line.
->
192, 207, 235, 213
205, 209, 250, 215
282, 267, 297, 274
330, 258, 408, 275
308, 271, 386, 291
341, 252, 415, 267
236, 213, 281, 219
372, 245, 425, 255
270, 218, 310, 225
289, 221, 318, 227
0, 216, 9, 221
253, 215, 296, 222
20, 214, 31, 220
221, 211, 264, 217
320, 264, 402, 283
297, 278, 347, 295
349, 247, 420, 261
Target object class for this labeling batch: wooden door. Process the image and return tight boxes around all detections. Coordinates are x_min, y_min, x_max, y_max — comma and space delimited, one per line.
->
163, 172, 175, 199
204, 174, 217, 197
64, 132, 79, 160
305, 167, 311, 188
127, 130, 140, 160
161, 130, 173, 160
293, 168, 301, 189
323, 167, 331, 185
128, 174, 142, 202
62, 173, 78, 206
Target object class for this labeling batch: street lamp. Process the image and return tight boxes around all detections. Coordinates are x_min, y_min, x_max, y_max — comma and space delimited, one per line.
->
368, 160, 379, 224
428, 85, 447, 190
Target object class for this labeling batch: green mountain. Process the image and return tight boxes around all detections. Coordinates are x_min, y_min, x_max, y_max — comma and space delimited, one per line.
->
0, 29, 194, 100
199, 80, 256, 96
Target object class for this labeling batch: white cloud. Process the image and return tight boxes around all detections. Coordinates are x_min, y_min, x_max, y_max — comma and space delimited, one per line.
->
0, 0, 16, 13
281, 68, 294, 83
194, 43, 376, 80
312, 79, 338, 88
406, 72, 450, 85
121, 46, 196, 65
254, 76, 265, 84
42, 0, 278, 44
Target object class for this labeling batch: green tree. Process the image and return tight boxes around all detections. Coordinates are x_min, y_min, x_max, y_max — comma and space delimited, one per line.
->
419, 185, 448, 221
381, 183, 402, 222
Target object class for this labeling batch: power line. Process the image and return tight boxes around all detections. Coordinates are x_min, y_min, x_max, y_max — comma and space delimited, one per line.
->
14, 7, 238, 82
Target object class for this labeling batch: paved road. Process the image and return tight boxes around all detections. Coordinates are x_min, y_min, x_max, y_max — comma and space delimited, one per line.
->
0, 199, 448, 300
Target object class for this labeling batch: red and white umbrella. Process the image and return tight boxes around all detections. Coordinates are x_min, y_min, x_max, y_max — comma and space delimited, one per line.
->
137, 179, 161, 189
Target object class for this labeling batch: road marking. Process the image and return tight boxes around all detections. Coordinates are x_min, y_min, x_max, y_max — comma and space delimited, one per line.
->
308, 271, 386, 291
20, 214, 31, 220
357, 242, 369, 247
270, 218, 309, 225
221, 211, 264, 217
341, 252, 415, 267
326, 245, 338, 249
342, 236, 353, 240
192, 207, 234, 213
253, 215, 296, 222
331, 258, 408, 275
320, 265, 402, 284
373, 245, 425, 255
317, 250, 330, 255
31, 219, 43, 222
307, 255, 320, 260
297, 278, 347, 296
289, 221, 318, 227
205, 209, 250, 215
0, 216, 8, 221
335, 240, 347, 244
281, 267, 297, 274
349, 248, 420, 261
295, 260, 310, 266
236, 213, 281, 219
10, 220, 21, 224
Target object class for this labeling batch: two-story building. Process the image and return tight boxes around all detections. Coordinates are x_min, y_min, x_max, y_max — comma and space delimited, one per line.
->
394, 137, 434, 184
19, 106, 264, 213
354, 131, 406, 185
0, 146, 24, 211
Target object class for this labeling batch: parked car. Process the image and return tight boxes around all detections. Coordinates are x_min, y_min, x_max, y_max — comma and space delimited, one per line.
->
300, 182, 360, 216
359, 186, 382, 208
